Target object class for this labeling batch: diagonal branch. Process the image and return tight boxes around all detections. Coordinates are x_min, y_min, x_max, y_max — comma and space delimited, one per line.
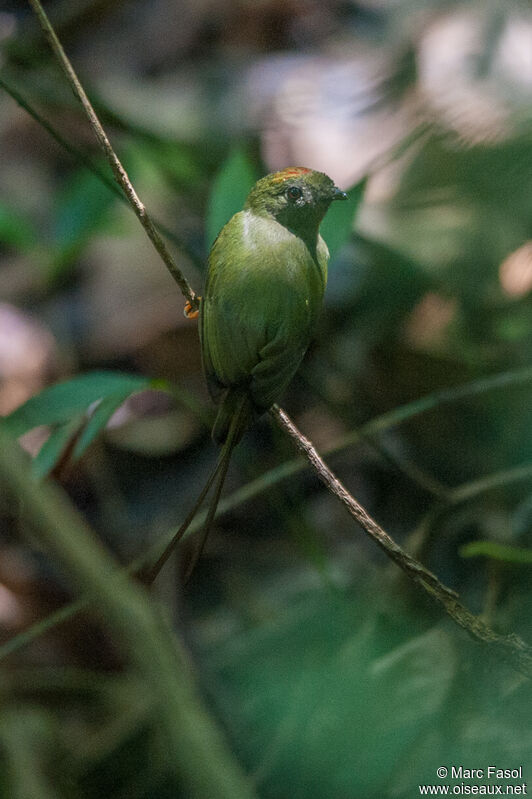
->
3, 442, 532, 676
27, 0, 198, 310
271, 405, 532, 678
0, 75, 206, 271
27, 0, 532, 678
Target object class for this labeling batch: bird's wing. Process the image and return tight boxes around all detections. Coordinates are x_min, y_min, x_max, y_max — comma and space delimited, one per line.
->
201, 211, 327, 410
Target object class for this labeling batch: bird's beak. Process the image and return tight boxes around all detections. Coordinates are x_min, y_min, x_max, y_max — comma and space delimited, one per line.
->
332, 186, 348, 201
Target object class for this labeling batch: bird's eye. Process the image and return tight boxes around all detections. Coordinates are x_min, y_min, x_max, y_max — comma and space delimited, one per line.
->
287, 186, 303, 200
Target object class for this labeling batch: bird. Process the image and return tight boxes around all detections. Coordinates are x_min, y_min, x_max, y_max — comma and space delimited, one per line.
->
144, 167, 347, 585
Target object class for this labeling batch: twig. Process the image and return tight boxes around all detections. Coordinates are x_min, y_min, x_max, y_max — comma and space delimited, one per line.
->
334, 365, 532, 456
449, 462, 532, 505
271, 407, 456, 595
3, 447, 532, 667
26, 0, 532, 676
0, 75, 206, 271
27, 0, 198, 310
357, 434, 449, 498
0, 75, 119, 198
271, 405, 532, 677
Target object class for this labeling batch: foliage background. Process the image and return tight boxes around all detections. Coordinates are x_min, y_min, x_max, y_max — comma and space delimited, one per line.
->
1, 0, 532, 796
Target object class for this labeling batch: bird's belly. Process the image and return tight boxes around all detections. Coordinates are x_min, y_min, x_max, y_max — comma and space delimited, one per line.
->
212, 282, 319, 408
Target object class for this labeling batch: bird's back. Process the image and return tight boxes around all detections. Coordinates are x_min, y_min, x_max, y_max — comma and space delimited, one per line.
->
201, 209, 328, 441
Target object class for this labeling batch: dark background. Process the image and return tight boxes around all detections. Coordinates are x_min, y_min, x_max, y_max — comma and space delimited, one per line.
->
1, 1, 532, 796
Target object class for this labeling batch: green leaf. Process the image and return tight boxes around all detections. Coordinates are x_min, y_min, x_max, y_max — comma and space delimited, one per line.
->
31, 416, 84, 481
320, 177, 366, 262
31, 390, 147, 480
50, 168, 116, 279
72, 390, 137, 460
1, 372, 151, 438
206, 590, 456, 798
135, 138, 219, 192
206, 148, 257, 247
0, 203, 37, 251
460, 541, 532, 565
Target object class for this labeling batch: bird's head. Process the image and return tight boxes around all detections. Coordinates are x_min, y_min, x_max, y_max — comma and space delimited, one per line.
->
244, 167, 347, 238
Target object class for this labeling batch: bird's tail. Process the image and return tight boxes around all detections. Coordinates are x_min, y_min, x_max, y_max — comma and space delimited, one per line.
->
212, 386, 253, 445
140, 392, 249, 586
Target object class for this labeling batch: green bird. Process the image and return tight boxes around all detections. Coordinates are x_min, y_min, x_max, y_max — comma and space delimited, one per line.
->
145, 167, 347, 584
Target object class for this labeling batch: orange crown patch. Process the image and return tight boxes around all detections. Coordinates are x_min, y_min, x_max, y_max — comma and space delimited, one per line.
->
271, 167, 312, 183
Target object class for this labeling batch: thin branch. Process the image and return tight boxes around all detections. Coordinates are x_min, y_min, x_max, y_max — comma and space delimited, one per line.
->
25, 0, 532, 677
3, 371, 532, 662
0, 75, 206, 271
271, 407, 456, 596
449, 462, 532, 505
238, 366, 532, 503
271, 405, 532, 678
358, 434, 450, 498
0, 598, 86, 661
333, 365, 532, 457
27, 0, 199, 310
0, 371, 530, 668
4, 447, 532, 666
0, 75, 118, 198
410, 462, 532, 557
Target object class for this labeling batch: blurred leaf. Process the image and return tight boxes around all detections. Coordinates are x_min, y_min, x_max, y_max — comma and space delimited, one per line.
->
207, 590, 456, 798
460, 540, 532, 564
320, 178, 366, 262
330, 233, 430, 323
72, 390, 140, 461
135, 138, 220, 193
50, 168, 116, 280
31, 415, 84, 480
29, 388, 144, 480
106, 407, 201, 457
0, 203, 37, 251
1, 710, 60, 799
511, 492, 532, 536
1, 372, 152, 438
206, 148, 257, 246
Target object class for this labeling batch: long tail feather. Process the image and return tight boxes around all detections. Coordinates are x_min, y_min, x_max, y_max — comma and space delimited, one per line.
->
139, 456, 224, 586
183, 393, 247, 583
139, 393, 248, 586
182, 433, 234, 584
